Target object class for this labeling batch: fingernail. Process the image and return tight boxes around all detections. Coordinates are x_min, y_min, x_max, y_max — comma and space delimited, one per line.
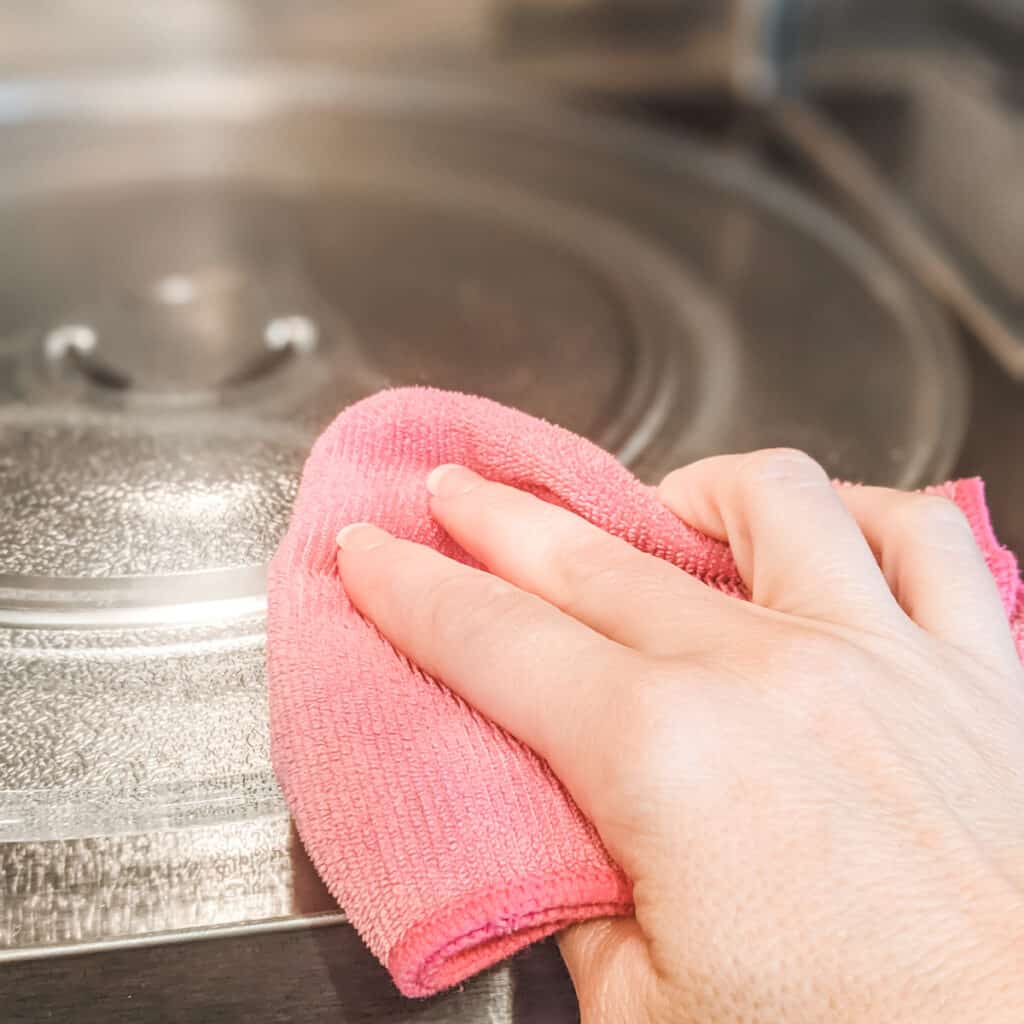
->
426, 464, 481, 498
336, 523, 391, 552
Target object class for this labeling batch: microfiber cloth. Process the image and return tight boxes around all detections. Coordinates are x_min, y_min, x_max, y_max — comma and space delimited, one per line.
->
267, 387, 1024, 998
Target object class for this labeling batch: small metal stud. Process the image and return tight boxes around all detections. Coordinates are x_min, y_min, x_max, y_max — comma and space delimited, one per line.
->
264, 315, 318, 354
44, 324, 98, 361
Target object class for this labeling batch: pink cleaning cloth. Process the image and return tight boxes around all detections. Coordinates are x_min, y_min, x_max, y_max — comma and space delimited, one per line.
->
267, 387, 1024, 998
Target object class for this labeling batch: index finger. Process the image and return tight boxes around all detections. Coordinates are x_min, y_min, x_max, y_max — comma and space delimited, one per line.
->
336, 523, 639, 817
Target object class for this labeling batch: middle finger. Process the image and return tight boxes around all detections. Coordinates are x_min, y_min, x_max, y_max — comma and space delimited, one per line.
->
426, 464, 736, 655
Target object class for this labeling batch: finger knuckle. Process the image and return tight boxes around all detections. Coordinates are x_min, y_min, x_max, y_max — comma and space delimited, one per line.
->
598, 662, 785, 836
739, 447, 828, 488
590, 667, 694, 812
423, 572, 512, 646
731, 624, 867, 697
551, 535, 628, 598
630, 662, 712, 750
896, 493, 971, 536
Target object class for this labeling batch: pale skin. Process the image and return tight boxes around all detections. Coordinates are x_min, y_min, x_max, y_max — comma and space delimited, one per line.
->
336, 449, 1024, 1023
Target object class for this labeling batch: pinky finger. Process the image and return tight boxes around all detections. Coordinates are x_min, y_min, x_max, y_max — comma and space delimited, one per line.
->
839, 487, 1019, 670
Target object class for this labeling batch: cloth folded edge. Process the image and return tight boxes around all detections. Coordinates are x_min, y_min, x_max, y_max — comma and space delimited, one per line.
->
389, 866, 634, 996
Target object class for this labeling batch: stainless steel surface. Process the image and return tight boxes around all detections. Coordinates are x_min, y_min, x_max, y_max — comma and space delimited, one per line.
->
1, 68, 966, 1011
785, 49, 1024, 376
0, 1, 495, 75
5, 929, 579, 1023
955, 340, 1024, 560
492, 0, 798, 97
956, 0, 1024, 32
13, 351, 1023, 1022
0, 0, 801, 100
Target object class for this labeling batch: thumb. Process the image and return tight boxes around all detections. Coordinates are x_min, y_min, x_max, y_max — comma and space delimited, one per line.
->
558, 918, 656, 1022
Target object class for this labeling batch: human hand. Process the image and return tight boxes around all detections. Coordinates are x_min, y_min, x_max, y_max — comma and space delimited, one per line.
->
336, 449, 1024, 1022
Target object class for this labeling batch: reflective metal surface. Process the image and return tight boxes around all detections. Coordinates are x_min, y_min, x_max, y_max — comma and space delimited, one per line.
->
492, 0, 799, 97
5, 930, 579, 1024
0, 0, 797, 99
0, 70, 965, 1012
0, 1, 494, 75
787, 49, 1024, 376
